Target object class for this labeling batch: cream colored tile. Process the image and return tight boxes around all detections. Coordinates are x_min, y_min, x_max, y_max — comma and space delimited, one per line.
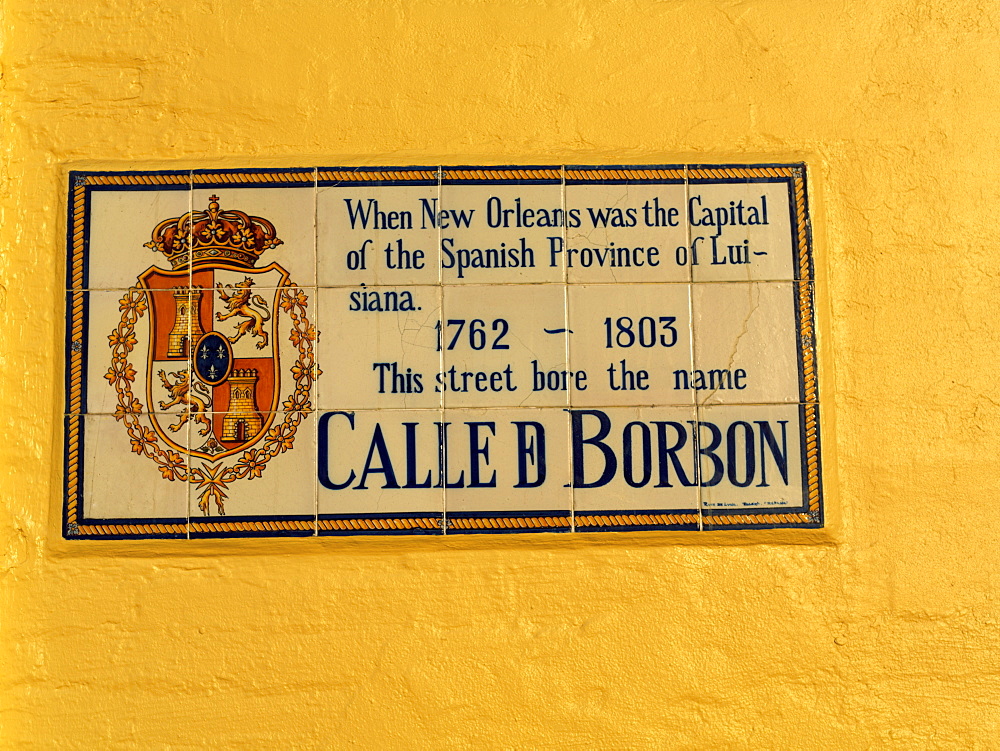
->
569, 406, 700, 531
567, 283, 695, 408
441, 284, 568, 409
84, 185, 192, 290
316, 409, 445, 531
83, 289, 147, 415
316, 285, 442, 410
691, 282, 803, 405
686, 177, 798, 282
695, 403, 809, 517
317, 182, 440, 287
565, 179, 688, 284
444, 408, 571, 533
80, 414, 188, 524
191, 184, 316, 286
187, 411, 317, 529
439, 180, 565, 284
84, 285, 206, 416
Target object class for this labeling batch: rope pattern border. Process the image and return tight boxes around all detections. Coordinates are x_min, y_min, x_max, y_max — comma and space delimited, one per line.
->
65, 165, 821, 537
576, 513, 699, 528
318, 517, 441, 532
447, 516, 569, 531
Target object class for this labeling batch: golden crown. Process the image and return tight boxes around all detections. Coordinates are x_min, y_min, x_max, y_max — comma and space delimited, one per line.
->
144, 195, 282, 270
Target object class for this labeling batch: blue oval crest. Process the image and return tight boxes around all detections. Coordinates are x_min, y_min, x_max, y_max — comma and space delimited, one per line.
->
194, 332, 233, 386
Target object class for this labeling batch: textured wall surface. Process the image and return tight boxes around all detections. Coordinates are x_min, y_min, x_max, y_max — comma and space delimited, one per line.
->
2, 1, 999, 748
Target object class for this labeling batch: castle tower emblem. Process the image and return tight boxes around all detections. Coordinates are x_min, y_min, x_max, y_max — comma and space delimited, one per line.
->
221, 369, 263, 443
166, 288, 207, 358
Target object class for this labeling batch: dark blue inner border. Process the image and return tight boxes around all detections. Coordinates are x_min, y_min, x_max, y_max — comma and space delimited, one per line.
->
64, 164, 820, 538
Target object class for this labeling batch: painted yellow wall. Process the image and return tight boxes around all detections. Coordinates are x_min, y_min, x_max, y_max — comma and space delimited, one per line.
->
2, 0, 998, 747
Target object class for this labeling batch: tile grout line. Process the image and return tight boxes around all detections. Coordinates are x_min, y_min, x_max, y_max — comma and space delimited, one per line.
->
313, 168, 320, 535
684, 164, 705, 533
562, 165, 575, 534
187, 171, 194, 540
437, 166, 447, 536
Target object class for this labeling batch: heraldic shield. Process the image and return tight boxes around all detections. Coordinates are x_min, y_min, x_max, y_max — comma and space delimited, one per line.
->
140, 262, 287, 460
107, 195, 318, 516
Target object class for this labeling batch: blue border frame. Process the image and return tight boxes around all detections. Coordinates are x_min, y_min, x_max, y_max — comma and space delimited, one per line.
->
64, 164, 822, 539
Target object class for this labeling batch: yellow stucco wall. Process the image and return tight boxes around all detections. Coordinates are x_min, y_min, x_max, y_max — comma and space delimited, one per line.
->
2, 0, 998, 747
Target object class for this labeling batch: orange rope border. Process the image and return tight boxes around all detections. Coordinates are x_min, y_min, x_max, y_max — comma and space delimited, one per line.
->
66, 165, 822, 536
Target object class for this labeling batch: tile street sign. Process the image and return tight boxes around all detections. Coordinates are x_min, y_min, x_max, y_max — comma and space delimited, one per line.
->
64, 165, 822, 539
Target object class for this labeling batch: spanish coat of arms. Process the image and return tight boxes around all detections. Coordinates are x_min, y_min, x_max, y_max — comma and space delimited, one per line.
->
106, 195, 319, 515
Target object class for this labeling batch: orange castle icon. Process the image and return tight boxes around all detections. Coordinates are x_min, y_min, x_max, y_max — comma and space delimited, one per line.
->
221, 369, 263, 442
167, 288, 206, 358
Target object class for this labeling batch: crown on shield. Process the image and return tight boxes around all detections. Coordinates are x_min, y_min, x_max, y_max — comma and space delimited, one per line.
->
144, 195, 282, 270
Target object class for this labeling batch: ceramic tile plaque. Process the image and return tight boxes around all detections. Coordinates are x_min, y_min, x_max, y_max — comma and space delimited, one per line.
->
63, 165, 822, 538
